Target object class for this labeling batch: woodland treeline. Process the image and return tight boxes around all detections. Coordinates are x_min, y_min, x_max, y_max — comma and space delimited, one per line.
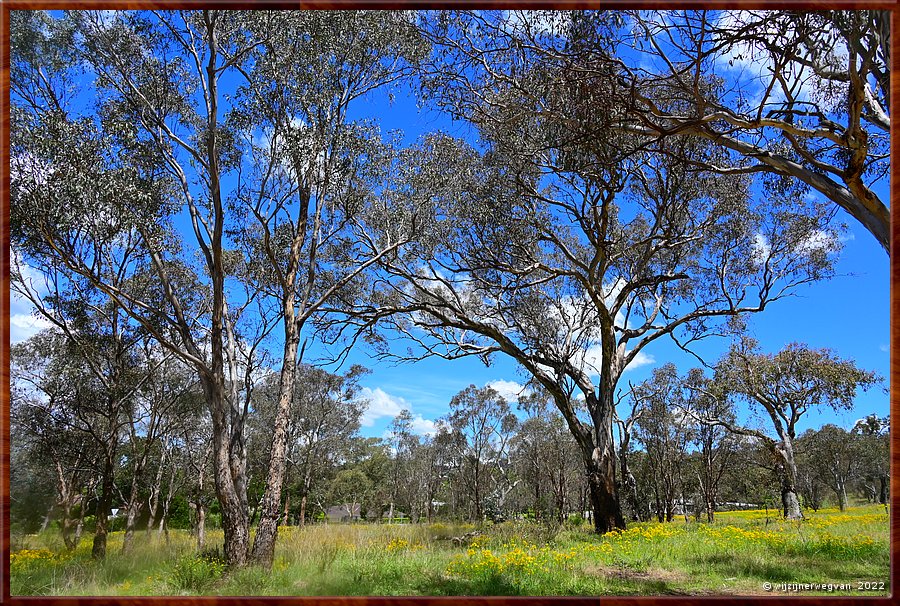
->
12, 340, 891, 542
9, 9, 889, 570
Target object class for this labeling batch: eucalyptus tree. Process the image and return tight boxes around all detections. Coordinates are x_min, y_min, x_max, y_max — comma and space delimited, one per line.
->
11, 8, 254, 564
621, 10, 891, 253
9, 314, 148, 559
10, 332, 103, 550
697, 339, 879, 519
354, 10, 843, 533
229, 10, 425, 565
801, 424, 866, 511
512, 400, 582, 524
386, 410, 421, 520
11, 9, 425, 567
248, 363, 366, 527
120, 347, 200, 552
614, 386, 645, 521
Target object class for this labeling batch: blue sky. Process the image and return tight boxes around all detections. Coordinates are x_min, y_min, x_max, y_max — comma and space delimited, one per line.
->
10, 10, 890, 443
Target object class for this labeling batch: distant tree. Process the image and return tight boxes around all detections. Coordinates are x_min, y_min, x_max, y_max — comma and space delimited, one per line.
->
445, 386, 517, 521
632, 364, 694, 522
513, 399, 582, 524
328, 470, 372, 522
798, 425, 864, 511
853, 414, 890, 504
614, 388, 645, 522
701, 339, 879, 519
681, 369, 738, 522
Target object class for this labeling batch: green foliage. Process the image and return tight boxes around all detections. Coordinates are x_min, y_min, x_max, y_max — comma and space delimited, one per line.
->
169, 554, 226, 594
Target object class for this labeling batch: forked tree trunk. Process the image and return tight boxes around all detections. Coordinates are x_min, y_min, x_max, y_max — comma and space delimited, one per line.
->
837, 482, 848, 511
203, 373, 250, 567
555, 389, 625, 534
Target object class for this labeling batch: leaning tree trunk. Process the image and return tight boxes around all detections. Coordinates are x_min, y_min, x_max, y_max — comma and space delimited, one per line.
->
251, 328, 301, 568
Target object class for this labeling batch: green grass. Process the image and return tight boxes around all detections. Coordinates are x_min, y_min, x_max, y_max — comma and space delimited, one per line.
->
11, 504, 890, 596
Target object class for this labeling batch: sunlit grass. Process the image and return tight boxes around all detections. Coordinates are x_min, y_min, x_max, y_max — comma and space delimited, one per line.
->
11, 505, 889, 596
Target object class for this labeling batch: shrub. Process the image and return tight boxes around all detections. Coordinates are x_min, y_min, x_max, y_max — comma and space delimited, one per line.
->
169, 554, 225, 593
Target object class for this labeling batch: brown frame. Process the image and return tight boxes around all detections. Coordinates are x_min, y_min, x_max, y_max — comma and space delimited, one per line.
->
0, 1, 895, 604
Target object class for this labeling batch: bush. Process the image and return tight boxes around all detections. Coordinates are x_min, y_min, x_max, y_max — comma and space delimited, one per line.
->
566, 513, 586, 527
169, 554, 225, 593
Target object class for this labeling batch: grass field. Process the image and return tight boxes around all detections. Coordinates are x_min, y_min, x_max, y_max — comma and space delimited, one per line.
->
10, 504, 890, 596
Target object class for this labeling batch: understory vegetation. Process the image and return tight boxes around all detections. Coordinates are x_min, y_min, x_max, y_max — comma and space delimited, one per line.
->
12, 504, 889, 596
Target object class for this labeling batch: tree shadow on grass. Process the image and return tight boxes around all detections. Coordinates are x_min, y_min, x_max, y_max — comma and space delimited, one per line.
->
691, 552, 796, 582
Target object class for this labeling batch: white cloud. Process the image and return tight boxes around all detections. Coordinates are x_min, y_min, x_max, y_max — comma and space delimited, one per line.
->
578, 344, 655, 377
358, 387, 405, 426
625, 350, 655, 372
879, 344, 888, 353
794, 229, 838, 256
485, 379, 532, 403
409, 416, 437, 436
9, 313, 53, 344
752, 232, 771, 264
357, 387, 437, 436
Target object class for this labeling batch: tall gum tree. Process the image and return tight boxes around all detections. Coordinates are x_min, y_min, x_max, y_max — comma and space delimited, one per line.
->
230, 11, 426, 567
12, 9, 264, 566
351, 10, 847, 533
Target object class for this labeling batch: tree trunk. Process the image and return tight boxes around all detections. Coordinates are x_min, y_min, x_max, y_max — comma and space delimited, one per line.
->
197, 503, 207, 551
563, 391, 625, 534
251, 334, 300, 568
837, 482, 848, 511
92, 446, 116, 560
158, 456, 178, 542
203, 374, 250, 568
777, 463, 802, 520
122, 461, 146, 553
585, 451, 625, 534
878, 475, 888, 504
282, 494, 291, 527
147, 445, 168, 534
299, 494, 308, 528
